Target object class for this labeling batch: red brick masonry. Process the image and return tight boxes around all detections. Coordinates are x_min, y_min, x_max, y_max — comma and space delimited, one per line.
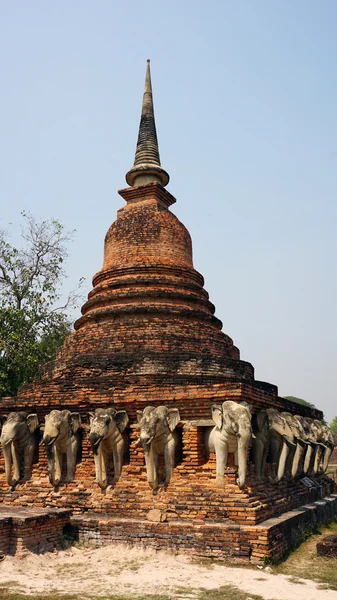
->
0, 182, 331, 561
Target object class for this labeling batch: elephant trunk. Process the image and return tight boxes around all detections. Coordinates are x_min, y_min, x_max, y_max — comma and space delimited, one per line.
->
93, 446, 107, 489
323, 446, 333, 473
3, 442, 14, 487
89, 433, 103, 456
47, 452, 55, 486
237, 436, 249, 488
43, 434, 58, 446
313, 445, 323, 475
143, 444, 158, 489
303, 444, 313, 474
291, 441, 305, 478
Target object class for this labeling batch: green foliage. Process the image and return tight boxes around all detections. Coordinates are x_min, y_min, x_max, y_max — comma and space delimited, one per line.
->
330, 417, 337, 438
283, 395, 316, 409
273, 520, 337, 590
284, 396, 328, 424
0, 212, 83, 396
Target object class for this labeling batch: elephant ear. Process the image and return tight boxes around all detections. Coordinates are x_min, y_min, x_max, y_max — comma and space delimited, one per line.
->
240, 401, 253, 414
211, 405, 223, 430
167, 408, 180, 432
26, 413, 39, 433
69, 413, 81, 434
256, 410, 268, 432
115, 410, 129, 432
137, 406, 155, 423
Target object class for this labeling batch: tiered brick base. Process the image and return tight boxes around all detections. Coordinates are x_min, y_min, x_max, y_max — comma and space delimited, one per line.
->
70, 493, 337, 562
0, 507, 71, 557
0, 382, 334, 560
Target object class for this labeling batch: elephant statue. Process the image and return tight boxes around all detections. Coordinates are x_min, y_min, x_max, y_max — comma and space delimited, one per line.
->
301, 417, 323, 476
89, 407, 129, 489
251, 409, 269, 480
308, 420, 334, 475
43, 410, 81, 486
0, 412, 39, 488
281, 412, 308, 478
136, 405, 180, 490
320, 424, 335, 474
266, 408, 298, 483
208, 401, 252, 488
292, 415, 317, 477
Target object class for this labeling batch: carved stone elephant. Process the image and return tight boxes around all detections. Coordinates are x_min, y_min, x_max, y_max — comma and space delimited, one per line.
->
281, 412, 308, 478
89, 408, 129, 489
320, 424, 335, 474
309, 420, 333, 475
293, 415, 317, 477
0, 412, 39, 488
137, 405, 180, 490
301, 417, 323, 476
209, 401, 252, 488
251, 409, 269, 480
43, 410, 81, 486
266, 409, 298, 483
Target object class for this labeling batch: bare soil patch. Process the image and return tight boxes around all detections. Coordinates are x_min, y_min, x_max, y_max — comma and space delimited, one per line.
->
0, 541, 337, 600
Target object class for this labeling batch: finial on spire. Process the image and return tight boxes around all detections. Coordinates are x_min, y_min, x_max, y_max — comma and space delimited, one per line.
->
126, 60, 169, 187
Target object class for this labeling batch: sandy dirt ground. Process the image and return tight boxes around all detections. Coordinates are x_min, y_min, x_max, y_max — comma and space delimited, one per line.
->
0, 544, 336, 600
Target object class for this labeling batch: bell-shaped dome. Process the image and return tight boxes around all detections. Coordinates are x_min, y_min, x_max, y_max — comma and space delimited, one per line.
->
68, 62, 253, 383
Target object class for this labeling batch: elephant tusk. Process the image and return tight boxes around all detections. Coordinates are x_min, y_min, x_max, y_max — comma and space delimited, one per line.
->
44, 435, 59, 446
2, 438, 13, 447
135, 437, 141, 445
93, 436, 103, 447
146, 436, 154, 445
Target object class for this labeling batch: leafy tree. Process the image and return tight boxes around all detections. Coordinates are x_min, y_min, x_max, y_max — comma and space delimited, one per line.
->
330, 417, 337, 439
283, 396, 316, 409
0, 212, 83, 396
284, 395, 328, 425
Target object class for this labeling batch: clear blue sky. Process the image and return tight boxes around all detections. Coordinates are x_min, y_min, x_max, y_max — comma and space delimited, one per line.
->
0, 1, 336, 421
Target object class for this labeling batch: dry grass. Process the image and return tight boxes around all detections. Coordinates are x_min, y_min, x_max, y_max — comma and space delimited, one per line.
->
273, 520, 337, 590
197, 587, 266, 600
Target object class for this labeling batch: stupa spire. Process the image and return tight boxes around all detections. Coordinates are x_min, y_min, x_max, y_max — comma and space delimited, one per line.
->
126, 60, 170, 187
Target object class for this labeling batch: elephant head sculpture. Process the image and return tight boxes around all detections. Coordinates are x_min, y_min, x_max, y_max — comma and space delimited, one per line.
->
251, 409, 269, 480
301, 417, 322, 476
89, 407, 129, 489
0, 412, 39, 488
320, 424, 335, 474
292, 415, 317, 477
137, 405, 180, 490
281, 412, 308, 478
309, 420, 334, 475
266, 409, 298, 483
43, 410, 81, 486
209, 400, 252, 488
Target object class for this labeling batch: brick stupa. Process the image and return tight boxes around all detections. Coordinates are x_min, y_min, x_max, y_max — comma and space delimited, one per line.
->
0, 61, 334, 562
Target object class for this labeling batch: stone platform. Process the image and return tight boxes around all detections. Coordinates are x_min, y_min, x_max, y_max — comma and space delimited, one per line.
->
70, 494, 337, 563
0, 506, 71, 557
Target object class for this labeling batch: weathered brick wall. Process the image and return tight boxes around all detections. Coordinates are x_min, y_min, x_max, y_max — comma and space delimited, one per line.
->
70, 493, 337, 563
0, 416, 332, 527
0, 508, 71, 557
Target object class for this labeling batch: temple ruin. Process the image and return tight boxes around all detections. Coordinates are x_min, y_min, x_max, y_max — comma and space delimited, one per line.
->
0, 61, 336, 561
